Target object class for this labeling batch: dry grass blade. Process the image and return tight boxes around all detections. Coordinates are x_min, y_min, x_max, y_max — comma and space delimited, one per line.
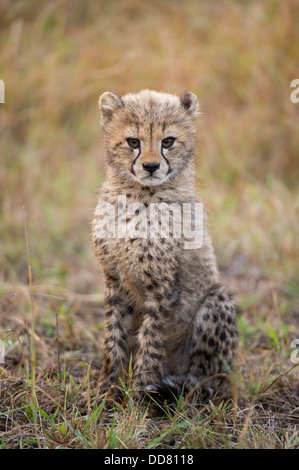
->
257, 364, 299, 396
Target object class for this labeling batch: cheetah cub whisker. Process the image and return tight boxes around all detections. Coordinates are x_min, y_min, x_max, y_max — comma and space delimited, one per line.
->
92, 89, 238, 402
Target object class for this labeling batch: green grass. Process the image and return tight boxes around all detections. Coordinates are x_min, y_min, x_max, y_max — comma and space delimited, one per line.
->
0, 0, 299, 449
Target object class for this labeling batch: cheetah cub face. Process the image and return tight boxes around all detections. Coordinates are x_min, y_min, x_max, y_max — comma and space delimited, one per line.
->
99, 89, 199, 186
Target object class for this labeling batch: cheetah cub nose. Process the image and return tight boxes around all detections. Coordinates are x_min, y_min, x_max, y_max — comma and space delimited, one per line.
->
142, 162, 160, 174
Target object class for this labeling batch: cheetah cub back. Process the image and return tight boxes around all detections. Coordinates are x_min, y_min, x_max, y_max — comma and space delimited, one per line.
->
92, 89, 238, 402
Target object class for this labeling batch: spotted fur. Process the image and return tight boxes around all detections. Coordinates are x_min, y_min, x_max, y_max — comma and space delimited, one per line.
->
92, 90, 238, 402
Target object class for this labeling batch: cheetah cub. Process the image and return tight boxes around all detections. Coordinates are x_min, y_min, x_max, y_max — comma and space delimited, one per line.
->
92, 90, 238, 402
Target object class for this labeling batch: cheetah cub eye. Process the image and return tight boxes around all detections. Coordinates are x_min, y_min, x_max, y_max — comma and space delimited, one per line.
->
162, 137, 175, 149
127, 138, 140, 149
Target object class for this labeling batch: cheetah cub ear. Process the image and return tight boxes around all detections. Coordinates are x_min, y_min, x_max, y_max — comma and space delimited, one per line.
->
99, 91, 124, 128
180, 91, 199, 118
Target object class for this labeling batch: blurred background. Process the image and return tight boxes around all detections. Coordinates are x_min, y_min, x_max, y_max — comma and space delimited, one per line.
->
0, 0, 298, 317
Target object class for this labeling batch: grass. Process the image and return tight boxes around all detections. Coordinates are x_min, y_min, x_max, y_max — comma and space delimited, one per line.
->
0, 0, 299, 449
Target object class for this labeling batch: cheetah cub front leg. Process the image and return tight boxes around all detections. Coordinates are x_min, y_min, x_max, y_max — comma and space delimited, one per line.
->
98, 281, 133, 399
133, 299, 168, 395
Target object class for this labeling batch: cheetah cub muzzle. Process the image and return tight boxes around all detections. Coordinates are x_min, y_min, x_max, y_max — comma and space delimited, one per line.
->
92, 89, 238, 403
